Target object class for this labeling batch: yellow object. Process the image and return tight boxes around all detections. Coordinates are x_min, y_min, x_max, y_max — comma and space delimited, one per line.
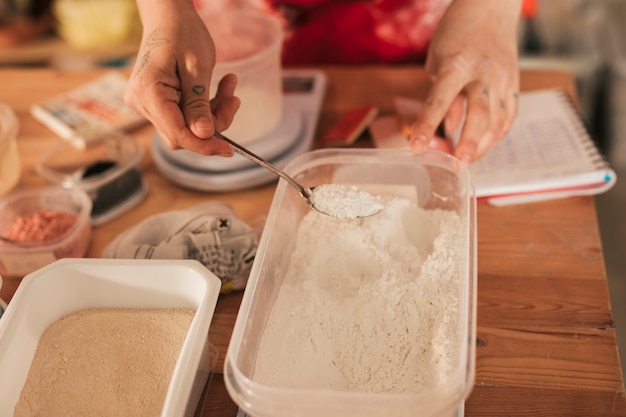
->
54, 0, 142, 50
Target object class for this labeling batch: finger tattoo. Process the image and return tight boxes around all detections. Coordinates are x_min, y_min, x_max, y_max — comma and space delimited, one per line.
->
499, 99, 506, 110
482, 88, 489, 97
192, 85, 206, 95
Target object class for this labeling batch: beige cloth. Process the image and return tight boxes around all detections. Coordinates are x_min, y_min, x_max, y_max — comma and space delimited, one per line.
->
102, 202, 258, 293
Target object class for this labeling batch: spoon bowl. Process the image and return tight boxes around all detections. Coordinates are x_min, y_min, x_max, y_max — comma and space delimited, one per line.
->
215, 132, 382, 218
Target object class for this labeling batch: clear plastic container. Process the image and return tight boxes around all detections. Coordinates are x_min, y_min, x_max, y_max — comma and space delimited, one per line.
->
36, 133, 147, 225
199, 8, 283, 144
0, 102, 21, 197
0, 258, 221, 417
0, 186, 92, 279
225, 148, 477, 417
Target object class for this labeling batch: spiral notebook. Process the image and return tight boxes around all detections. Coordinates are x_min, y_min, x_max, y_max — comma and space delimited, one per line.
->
466, 88, 616, 206
371, 88, 617, 206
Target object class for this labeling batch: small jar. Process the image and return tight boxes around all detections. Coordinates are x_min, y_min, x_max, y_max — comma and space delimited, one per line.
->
36, 133, 147, 225
0, 103, 21, 197
0, 186, 93, 279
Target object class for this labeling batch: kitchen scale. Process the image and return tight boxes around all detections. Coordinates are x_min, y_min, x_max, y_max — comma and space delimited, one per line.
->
151, 69, 327, 192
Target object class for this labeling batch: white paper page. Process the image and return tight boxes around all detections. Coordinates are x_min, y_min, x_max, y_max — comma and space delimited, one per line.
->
467, 89, 613, 198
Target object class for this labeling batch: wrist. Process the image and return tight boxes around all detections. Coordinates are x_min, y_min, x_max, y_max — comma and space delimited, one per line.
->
135, 0, 197, 28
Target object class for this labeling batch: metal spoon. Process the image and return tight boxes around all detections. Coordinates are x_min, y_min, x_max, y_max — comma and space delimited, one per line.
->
215, 132, 383, 219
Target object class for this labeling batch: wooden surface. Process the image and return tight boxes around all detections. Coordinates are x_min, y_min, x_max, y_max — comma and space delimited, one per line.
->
0, 66, 625, 416
0, 35, 139, 67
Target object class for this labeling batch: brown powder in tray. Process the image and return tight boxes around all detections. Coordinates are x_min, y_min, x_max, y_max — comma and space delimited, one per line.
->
14, 307, 195, 417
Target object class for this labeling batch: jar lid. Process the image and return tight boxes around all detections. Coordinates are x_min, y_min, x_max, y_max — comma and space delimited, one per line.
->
35, 133, 147, 225
0, 102, 19, 149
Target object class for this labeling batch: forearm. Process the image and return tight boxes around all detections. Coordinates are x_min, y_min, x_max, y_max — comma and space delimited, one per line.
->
135, 0, 198, 30
446, 0, 523, 30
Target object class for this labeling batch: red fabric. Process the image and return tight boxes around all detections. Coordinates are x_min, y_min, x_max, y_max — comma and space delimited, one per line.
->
268, 0, 452, 66
521, 0, 538, 18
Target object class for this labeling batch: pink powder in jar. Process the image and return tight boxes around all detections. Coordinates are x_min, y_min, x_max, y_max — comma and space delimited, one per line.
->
6, 209, 77, 243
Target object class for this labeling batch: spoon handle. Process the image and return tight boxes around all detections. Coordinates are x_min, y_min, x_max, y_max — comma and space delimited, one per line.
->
215, 132, 311, 199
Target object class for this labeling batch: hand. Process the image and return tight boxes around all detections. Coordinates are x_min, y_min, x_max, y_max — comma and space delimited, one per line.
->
124, 1, 240, 156
409, 0, 522, 164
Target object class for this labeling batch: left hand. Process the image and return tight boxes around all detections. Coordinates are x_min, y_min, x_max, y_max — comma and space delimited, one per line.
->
124, 1, 240, 156
409, 0, 522, 164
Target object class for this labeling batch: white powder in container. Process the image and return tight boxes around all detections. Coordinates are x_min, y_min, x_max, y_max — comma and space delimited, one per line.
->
253, 196, 464, 393
14, 307, 195, 417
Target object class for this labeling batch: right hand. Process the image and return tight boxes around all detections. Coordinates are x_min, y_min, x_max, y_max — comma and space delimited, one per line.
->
409, 0, 521, 164
124, 1, 240, 156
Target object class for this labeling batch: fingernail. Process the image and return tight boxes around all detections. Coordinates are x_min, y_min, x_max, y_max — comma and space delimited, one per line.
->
194, 116, 213, 137
410, 135, 428, 152
459, 154, 472, 167
428, 138, 439, 149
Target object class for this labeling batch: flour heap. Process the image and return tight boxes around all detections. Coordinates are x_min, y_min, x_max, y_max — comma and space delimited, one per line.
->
253, 196, 464, 393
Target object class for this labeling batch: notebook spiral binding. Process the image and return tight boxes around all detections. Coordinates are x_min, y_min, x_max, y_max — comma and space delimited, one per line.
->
557, 89, 612, 170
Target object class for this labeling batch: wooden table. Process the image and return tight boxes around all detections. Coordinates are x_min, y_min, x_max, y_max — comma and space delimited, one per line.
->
1, 67, 624, 416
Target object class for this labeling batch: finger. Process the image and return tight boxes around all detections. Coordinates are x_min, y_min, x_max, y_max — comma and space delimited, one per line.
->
171, 69, 236, 155
179, 75, 239, 156
156, 99, 231, 156
140, 83, 190, 150
499, 89, 519, 139
409, 72, 466, 153
444, 95, 465, 135
426, 137, 454, 154
136, 80, 232, 156
124, 61, 191, 150
473, 130, 496, 161
210, 73, 241, 133
473, 94, 506, 159
473, 86, 519, 160
454, 83, 490, 164
499, 67, 520, 138
178, 135, 234, 156
180, 76, 215, 139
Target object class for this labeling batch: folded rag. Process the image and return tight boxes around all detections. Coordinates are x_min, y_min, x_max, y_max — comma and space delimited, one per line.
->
102, 202, 258, 293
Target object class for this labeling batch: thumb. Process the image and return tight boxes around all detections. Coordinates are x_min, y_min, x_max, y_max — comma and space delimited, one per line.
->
181, 82, 215, 139
209, 73, 240, 132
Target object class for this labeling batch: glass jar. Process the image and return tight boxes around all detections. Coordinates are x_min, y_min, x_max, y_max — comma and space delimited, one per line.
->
0, 102, 21, 197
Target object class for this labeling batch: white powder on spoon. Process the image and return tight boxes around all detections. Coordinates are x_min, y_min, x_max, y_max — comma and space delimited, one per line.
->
253, 196, 464, 393
309, 184, 384, 218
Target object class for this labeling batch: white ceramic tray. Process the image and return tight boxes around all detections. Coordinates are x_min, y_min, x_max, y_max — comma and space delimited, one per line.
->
0, 258, 221, 417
